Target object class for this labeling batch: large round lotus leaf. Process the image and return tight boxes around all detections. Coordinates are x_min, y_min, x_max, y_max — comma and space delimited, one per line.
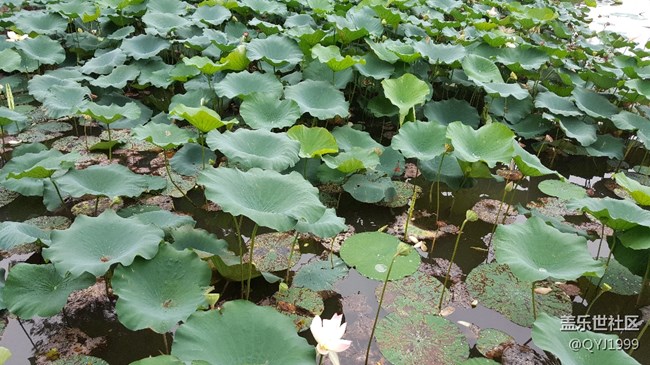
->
292, 256, 349, 291
171, 300, 315, 364
413, 42, 466, 65
446, 121, 515, 168
56, 164, 166, 199
4, 263, 95, 319
240, 94, 301, 130
245, 232, 300, 272
90, 65, 140, 89
13, 11, 67, 34
476, 328, 514, 357
355, 53, 394, 80
198, 167, 326, 232
287, 125, 338, 158
588, 257, 642, 295
294, 207, 346, 238
381, 73, 430, 124
512, 143, 559, 177
130, 355, 186, 365
132, 123, 196, 150
532, 313, 640, 365
81, 49, 127, 75
377, 270, 446, 316
331, 125, 382, 151
170, 225, 230, 257
584, 134, 625, 160
15, 35, 65, 65
619, 226, 650, 250
285, 80, 349, 120
120, 34, 170, 60
538, 179, 588, 200
123, 209, 195, 233
375, 311, 469, 365
572, 87, 618, 119
170, 104, 228, 133
214, 71, 283, 99
112, 244, 211, 333
466, 263, 572, 327
343, 171, 396, 203
614, 172, 650, 206
462, 54, 503, 84
340, 232, 419, 281
206, 129, 300, 171
43, 210, 164, 277
273, 286, 324, 331
391, 121, 447, 160
534, 92, 582, 117
557, 116, 597, 146
247, 35, 304, 66
568, 197, 650, 230
322, 147, 381, 173
494, 216, 603, 282
0, 221, 49, 250
170, 143, 217, 176
423, 99, 480, 128
52, 355, 110, 365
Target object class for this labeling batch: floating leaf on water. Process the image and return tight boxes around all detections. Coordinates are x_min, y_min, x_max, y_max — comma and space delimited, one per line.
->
51, 355, 110, 365
343, 171, 396, 204
244, 232, 300, 272
472, 198, 517, 225
273, 286, 324, 331
378, 270, 455, 316
292, 256, 349, 291
378, 181, 421, 208
538, 179, 588, 200
466, 262, 573, 327
476, 328, 514, 358
375, 311, 469, 365
588, 257, 642, 295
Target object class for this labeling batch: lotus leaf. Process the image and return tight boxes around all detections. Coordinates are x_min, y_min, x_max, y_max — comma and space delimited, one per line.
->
414, 42, 466, 65
43, 210, 164, 277
311, 44, 364, 71
240, 94, 301, 130
90, 65, 140, 89
343, 171, 396, 204
285, 80, 349, 120
0, 49, 22, 73
206, 129, 300, 171
532, 313, 640, 365
419, 154, 474, 190
331, 125, 382, 152
466, 263, 572, 327
245, 232, 299, 272
619, 226, 650, 250
572, 87, 618, 118
588, 257, 642, 295
0, 221, 50, 250
322, 147, 381, 173
462, 54, 503, 83
294, 207, 346, 238
4, 263, 95, 319
193, 5, 231, 26
122, 209, 195, 233
52, 356, 110, 365
273, 286, 323, 330
171, 300, 314, 364
355, 53, 394, 80
0, 149, 76, 196
120, 35, 170, 60
303, 60, 354, 89
340, 232, 420, 281
56, 164, 165, 199
170, 104, 230, 133
170, 225, 230, 257
214, 71, 283, 99
112, 244, 211, 333
15, 36, 65, 65
132, 123, 196, 150
423, 99, 480, 128
292, 256, 348, 291
476, 328, 514, 357
130, 355, 185, 365
568, 197, 650, 230
512, 143, 559, 177
287, 125, 338, 158
375, 311, 469, 365
482, 83, 529, 100
247, 35, 303, 67
446, 121, 515, 168
494, 216, 603, 282
538, 179, 587, 200
584, 134, 625, 160
13, 11, 67, 34
534, 92, 582, 117
142, 12, 189, 36
391, 121, 447, 161
376, 147, 405, 178
382, 73, 430, 124
378, 270, 447, 316
198, 167, 326, 231
170, 143, 216, 176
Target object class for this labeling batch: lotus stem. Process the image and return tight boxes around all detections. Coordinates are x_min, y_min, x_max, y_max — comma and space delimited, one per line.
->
49, 177, 69, 213
106, 123, 112, 160
531, 281, 537, 320
200, 132, 206, 170
592, 233, 617, 300
0, 125, 5, 155
502, 182, 519, 224
487, 182, 511, 249
429, 153, 447, 255
94, 196, 99, 216
438, 216, 471, 312
403, 184, 418, 241
596, 223, 606, 258
365, 252, 398, 365
285, 232, 299, 284
162, 333, 169, 354
162, 151, 196, 207
586, 283, 610, 315
232, 215, 245, 298
318, 355, 324, 365
629, 318, 649, 355
17, 318, 36, 350
245, 224, 259, 301
636, 257, 650, 306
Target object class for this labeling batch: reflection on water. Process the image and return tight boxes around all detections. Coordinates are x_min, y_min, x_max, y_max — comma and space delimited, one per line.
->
590, 0, 650, 46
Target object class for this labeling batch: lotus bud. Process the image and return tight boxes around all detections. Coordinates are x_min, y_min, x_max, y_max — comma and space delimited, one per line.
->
396, 242, 412, 256
505, 181, 514, 192
601, 283, 612, 292
279, 282, 289, 293
381, 19, 387, 26
232, 15, 238, 22
77, 27, 83, 33
465, 210, 478, 222
509, 71, 517, 81
205, 293, 220, 309
381, 35, 388, 41
445, 143, 454, 153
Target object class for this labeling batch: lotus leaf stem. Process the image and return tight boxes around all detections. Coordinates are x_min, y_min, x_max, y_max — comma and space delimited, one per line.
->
245, 224, 259, 301
232, 215, 245, 298
49, 177, 69, 213
531, 281, 537, 320
596, 223, 606, 258
586, 284, 607, 315
17, 318, 36, 350
592, 233, 617, 301
94, 196, 100, 216
365, 252, 398, 365
162, 151, 196, 207
429, 153, 447, 255
285, 232, 299, 284
162, 333, 169, 354
487, 183, 510, 248
637, 258, 650, 306
403, 184, 418, 241
438, 217, 470, 312
106, 124, 112, 160
630, 318, 649, 355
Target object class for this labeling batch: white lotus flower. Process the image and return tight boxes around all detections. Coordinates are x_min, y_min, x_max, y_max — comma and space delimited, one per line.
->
6, 31, 28, 42
310, 314, 352, 365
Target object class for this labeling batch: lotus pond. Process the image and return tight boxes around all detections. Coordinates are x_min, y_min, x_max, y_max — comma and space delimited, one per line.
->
0, 0, 650, 364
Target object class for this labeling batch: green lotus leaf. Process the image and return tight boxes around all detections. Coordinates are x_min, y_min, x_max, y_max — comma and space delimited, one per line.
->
211, 254, 261, 282
240, 94, 301, 130
482, 83, 529, 100
285, 80, 349, 120
512, 143, 559, 177
294, 208, 346, 238
462, 54, 503, 84
322, 147, 381, 173
568, 197, 650, 230
170, 104, 231, 133
287, 125, 338, 158
15, 35, 65, 65
376, 312, 469, 364
214, 71, 283, 100
497, 47, 549, 71
534, 91, 582, 117
588, 257, 642, 295
125, 209, 195, 233
340, 232, 420, 281
52, 356, 110, 365
355, 53, 394, 80
193, 4, 230, 26
414, 41, 466, 65
132, 123, 196, 150
78, 102, 141, 124
391, 121, 447, 161
311, 44, 364, 72
376, 147, 406, 178
130, 355, 186, 365
247, 35, 303, 67
4, 263, 95, 319
170, 143, 217, 176
617, 225, 650, 251
142, 11, 189, 36
303, 60, 353, 89
112, 244, 211, 333
90, 65, 140, 89
43, 210, 164, 277
466, 262, 572, 327
0, 49, 22, 73
206, 129, 300, 171
56, 164, 165, 199
343, 171, 396, 204
13, 11, 67, 34
170, 225, 230, 257
0, 221, 50, 250
0, 149, 61, 196
120, 35, 170, 60
3, 149, 78, 186
273, 286, 323, 330
537, 179, 587, 200
447, 121, 515, 168
423, 99, 480, 128
584, 134, 624, 160
532, 313, 640, 365
377, 270, 446, 316
0, 107, 27, 127
476, 328, 514, 357
614, 172, 650, 206
572, 87, 618, 118
382, 73, 430, 124
494, 216, 604, 282
51, 1, 100, 21
172, 300, 314, 364
293, 256, 348, 291
245, 232, 300, 272
626, 79, 650, 100
217, 45, 251, 72
198, 167, 326, 231
182, 56, 223, 75
331, 125, 382, 152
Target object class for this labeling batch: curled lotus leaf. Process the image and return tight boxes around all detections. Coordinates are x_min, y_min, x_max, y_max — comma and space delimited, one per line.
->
240, 94, 301, 130
170, 104, 233, 133
43, 210, 164, 277
247, 34, 304, 66
56, 164, 166, 199
568, 197, 650, 230
287, 125, 338, 158
285, 80, 349, 120
446, 121, 515, 168
198, 167, 326, 232
132, 123, 197, 150
382, 73, 430, 124
613, 172, 650, 206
